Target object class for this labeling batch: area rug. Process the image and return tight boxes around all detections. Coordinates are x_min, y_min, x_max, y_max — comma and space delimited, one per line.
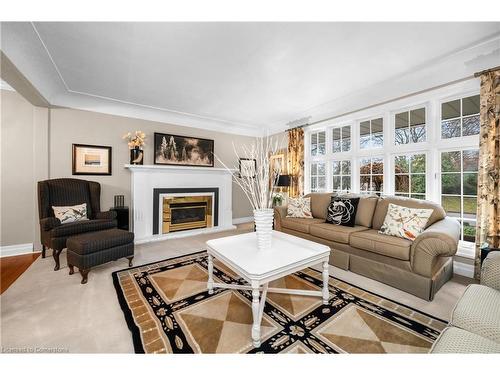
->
112, 251, 447, 354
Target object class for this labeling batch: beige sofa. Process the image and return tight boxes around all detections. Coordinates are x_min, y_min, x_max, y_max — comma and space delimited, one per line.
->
274, 193, 460, 300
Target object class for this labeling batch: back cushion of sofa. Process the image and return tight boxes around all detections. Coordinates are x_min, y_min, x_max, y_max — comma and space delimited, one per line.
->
372, 196, 446, 230
305, 193, 335, 219
337, 194, 378, 227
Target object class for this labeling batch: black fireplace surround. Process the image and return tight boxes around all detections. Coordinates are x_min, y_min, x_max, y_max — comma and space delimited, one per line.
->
152, 188, 219, 235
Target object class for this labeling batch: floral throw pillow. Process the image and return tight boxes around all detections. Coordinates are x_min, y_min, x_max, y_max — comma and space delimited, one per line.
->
52, 203, 88, 224
286, 197, 313, 218
379, 203, 433, 241
325, 197, 359, 227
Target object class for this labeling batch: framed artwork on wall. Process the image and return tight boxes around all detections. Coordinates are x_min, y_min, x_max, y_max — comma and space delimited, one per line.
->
239, 158, 256, 178
154, 132, 214, 167
72, 144, 112, 175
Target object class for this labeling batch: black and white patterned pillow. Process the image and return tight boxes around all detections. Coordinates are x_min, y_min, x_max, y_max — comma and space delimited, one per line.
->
325, 197, 359, 227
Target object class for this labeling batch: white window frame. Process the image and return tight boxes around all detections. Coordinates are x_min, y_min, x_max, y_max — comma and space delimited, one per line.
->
392, 104, 429, 147
358, 156, 385, 195
332, 124, 352, 154
391, 152, 429, 200
358, 116, 385, 150
310, 161, 327, 192
331, 159, 352, 192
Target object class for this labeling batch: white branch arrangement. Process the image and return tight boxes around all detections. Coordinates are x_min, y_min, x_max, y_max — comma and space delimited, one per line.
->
216, 135, 285, 211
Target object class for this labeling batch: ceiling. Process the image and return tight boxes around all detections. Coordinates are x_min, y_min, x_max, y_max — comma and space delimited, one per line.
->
1, 22, 499, 135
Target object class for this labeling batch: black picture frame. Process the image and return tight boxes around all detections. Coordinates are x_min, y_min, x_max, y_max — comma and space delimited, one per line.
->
239, 158, 257, 178
154, 132, 214, 167
72, 143, 112, 175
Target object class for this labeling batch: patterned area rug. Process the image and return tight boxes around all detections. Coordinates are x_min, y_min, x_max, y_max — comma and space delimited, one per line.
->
112, 251, 446, 354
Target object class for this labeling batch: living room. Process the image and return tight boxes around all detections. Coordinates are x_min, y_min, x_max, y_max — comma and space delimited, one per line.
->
1, 1, 499, 373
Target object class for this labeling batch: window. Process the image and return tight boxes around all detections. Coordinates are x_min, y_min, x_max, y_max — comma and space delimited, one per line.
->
332, 160, 351, 192
441, 95, 480, 139
440, 149, 479, 243
311, 131, 326, 156
394, 153, 426, 199
332, 126, 351, 153
359, 157, 384, 194
394, 108, 426, 145
310, 162, 326, 192
360, 118, 383, 149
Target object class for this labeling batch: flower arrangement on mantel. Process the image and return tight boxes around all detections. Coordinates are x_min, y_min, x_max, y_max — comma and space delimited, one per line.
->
123, 130, 146, 149
217, 135, 285, 250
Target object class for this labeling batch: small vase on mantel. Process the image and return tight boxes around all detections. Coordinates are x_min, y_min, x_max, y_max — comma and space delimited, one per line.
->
130, 146, 144, 165
253, 208, 274, 250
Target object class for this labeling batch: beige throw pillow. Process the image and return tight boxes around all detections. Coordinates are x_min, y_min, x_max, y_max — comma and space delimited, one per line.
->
52, 203, 88, 224
286, 197, 313, 218
378, 203, 432, 241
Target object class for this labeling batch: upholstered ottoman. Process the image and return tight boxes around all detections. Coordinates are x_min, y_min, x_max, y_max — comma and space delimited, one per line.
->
67, 228, 134, 284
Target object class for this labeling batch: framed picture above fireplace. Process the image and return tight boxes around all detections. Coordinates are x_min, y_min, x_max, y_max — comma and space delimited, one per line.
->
154, 133, 214, 167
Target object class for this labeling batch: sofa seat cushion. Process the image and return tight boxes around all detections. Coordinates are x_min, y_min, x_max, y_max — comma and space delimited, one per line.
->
450, 284, 500, 344
66, 228, 134, 256
280, 217, 324, 234
51, 219, 116, 237
310, 223, 368, 244
431, 326, 500, 353
349, 229, 412, 260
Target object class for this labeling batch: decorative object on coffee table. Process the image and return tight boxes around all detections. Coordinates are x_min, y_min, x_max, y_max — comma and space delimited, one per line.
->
216, 135, 285, 250
123, 130, 145, 165
72, 144, 112, 175
154, 132, 214, 167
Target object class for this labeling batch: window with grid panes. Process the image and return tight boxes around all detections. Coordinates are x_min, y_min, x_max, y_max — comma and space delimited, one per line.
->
332, 160, 351, 192
359, 157, 384, 195
394, 153, 426, 199
441, 95, 480, 139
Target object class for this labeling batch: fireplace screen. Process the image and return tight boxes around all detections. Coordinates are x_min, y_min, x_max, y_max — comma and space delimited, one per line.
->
162, 195, 213, 233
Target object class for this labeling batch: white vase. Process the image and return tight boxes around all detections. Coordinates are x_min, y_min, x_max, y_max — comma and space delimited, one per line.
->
253, 208, 274, 250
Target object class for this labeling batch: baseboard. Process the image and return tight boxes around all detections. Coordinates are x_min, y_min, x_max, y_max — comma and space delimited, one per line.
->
232, 216, 253, 224
453, 260, 474, 278
0, 243, 35, 258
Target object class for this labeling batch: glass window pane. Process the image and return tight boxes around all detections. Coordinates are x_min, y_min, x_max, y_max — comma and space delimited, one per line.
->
371, 118, 383, 133
395, 175, 410, 193
372, 132, 383, 147
332, 140, 341, 153
411, 154, 426, 173
318, 177, 326, 190
372, 175, 384, 192
311, 177, 317, 191
410, 108, 425, 126
396, 193, 409, 198
411, 194, 426, 200
341, 138, 351, 152
441, 174, 461, 194
342, 177, 351, 191
317, 163, 325, 175
360, 121, 370, 135
311, 144, 317, 156
441, 119, 461, 139
462, 220, 477, 243
395, 155, 409, 173
360, 158, 371, 174
342, 126, 351, 139
395, 112, 409, 129
311, 163, 317, 175
411, 175, 426, 194
360, 176, 370, 191
332, 128, 341, 140
410, 124, 426, 143
332, 176, 341, 190
395, 127, 410, 145
318, 132, 326, 155
463, 150, 479, 172
332, 161, 340, 175
463, 173, 478, 196
341, 160, 351, 175
463, 197, 477, 218
442, 99, 460, 120
441, 151, 461, 172
462, 95, 480, 116
372, 158, 384, 174
462, 115, 480, 136
442, 195, 461, 217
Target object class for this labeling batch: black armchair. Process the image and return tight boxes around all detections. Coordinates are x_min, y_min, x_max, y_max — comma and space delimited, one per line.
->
38, 178, 117, 270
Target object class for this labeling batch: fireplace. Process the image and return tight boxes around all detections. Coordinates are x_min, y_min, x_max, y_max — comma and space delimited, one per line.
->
162, 195, 213, 233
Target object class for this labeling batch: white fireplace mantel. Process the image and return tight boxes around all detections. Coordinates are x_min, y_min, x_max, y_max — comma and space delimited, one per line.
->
125, 164, 236, 244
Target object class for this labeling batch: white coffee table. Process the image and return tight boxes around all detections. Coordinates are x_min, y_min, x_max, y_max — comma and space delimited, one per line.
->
206, 230, 331, 348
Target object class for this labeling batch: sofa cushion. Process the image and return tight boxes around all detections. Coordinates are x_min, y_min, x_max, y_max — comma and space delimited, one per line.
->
281, 217, 324, 234
51, 219, 116, 237
350, 229, 412, 260
305, 193, 335, 220
431, 326, 500, 353
450, 284, 500, 344
310, 223, 368, 244
338, 194, 378, 227
372, 196, 446, 230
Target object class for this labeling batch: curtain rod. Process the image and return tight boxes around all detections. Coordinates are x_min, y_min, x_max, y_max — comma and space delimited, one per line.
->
286, 73, 483, 132
474, 65, 500, 77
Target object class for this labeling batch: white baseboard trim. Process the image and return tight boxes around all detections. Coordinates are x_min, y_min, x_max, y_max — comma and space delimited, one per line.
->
0, 243, 35, 258
453, 260, 474, 278
232, 216, 253, 224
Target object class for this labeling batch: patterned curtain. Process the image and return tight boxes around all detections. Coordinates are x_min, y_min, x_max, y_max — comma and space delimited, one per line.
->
474, 69, 500, 279
287, 128, 305, 197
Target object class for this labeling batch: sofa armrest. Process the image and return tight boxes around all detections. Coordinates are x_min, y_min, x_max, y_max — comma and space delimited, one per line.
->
40, 217, 61, 231
481, 252, 500, 291
95, 210, 117, 220
273, 206, 288, 231
410, 217, 460, 277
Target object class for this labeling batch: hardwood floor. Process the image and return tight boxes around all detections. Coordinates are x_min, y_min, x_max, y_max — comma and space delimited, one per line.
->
0, 253, 40, 294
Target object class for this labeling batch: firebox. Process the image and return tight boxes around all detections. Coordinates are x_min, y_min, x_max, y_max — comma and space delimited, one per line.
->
162, 195, 213, 233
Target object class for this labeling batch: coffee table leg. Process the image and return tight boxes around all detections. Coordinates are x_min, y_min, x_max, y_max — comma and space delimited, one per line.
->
251, 287, 261, 348
322, 261, 329, 304
207, 254, 214, 294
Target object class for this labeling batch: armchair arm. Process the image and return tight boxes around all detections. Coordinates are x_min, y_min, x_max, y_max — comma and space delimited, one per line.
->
410, 217, 460, 277
95, 210, 117, 220
40, 217, 61, 231
273, 206, 288, 231
481, 252, 500, 291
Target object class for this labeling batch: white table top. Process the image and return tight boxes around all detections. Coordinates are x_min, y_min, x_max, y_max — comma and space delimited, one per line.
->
206, 231, 330, 280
